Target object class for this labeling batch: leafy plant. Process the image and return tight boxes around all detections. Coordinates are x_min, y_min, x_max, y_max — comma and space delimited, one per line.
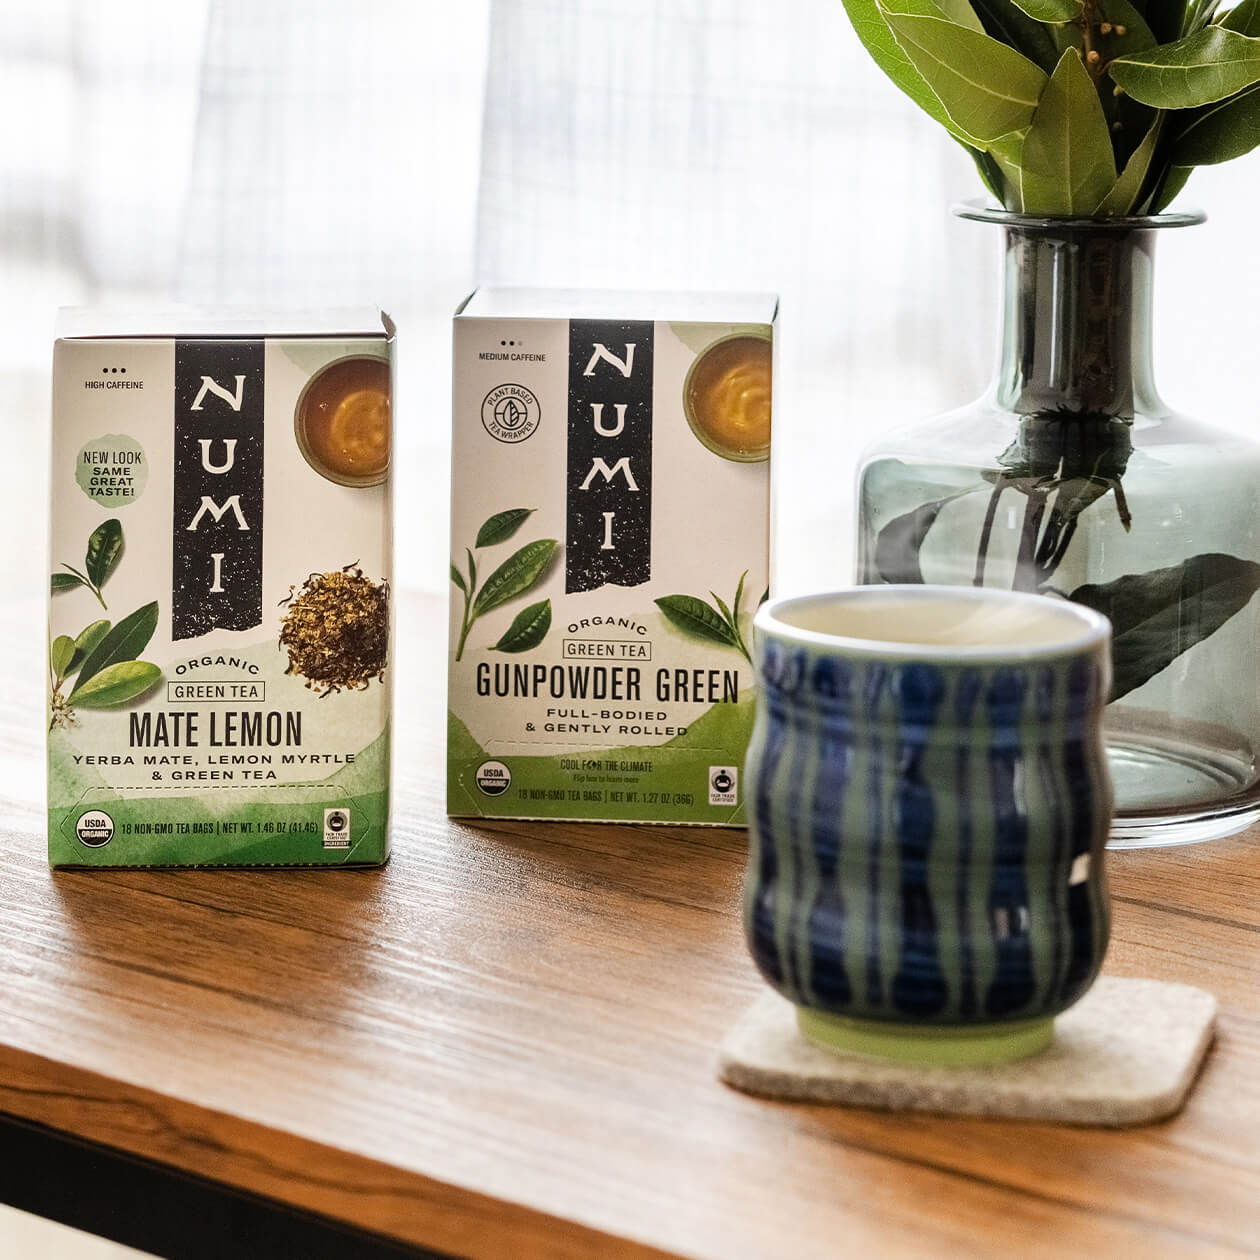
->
51, 518, 123, 610
656, 571, 755, 665
451, 507, 557, 660
49, 601, 161, 730
845, 0, 1260, 213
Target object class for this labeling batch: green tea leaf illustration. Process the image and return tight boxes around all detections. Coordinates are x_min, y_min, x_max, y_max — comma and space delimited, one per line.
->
656, 595, 740, 646
51, 572, 84, 594
51, 636, 75, 678
72, 601, 159, 695
473, 539, 558, 617
711, 591, 736, 627
70, 660, 162, 709
476, 508, 535, 548
1069, 553, 1260, 699
85, 518, 124, 589
69, 619, 111, 675
467, 547, 477, 593
492, 599, 552, 652
450, 564, 467, 594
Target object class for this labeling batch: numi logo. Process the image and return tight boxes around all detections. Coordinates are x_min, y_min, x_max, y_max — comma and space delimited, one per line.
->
566, 321, 654, 593
172, 343, 265, 639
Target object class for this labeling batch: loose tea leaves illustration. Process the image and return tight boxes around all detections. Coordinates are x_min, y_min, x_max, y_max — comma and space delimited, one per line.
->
50, 599, 162, 730
656, 571, 753, 664
50, 518, 124, 609
278, 563, 389, 696
452, 508, 558, 660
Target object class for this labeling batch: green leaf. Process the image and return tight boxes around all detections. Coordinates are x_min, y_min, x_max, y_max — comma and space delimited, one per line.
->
51, 572, 84, 594
1018, 50, 1117, 214
1096, 114, 1164, 214
71, 601, 159, 694
936, 0, 984, 32
1008, 0, 1080, 22
70, 660, 162, 709
1099, 0, 1159, 56
68, 620, 111, 675
733, 570, 748, 619
879, 0, 1048, 142
1109, 28, 1260, 109
491, 599, 552, 653
1151, 162, 1195, 208
1222, 0, 1260, 36
450, 563, 467, 594
84, 518, 123, 590
475, 508, 535, 548
51, 635, 75, 678
964, 142, 1008, 199
870, 496, 960, 584
1069, 553, 1260, 699
969, 0, 1060, 72
1173, 82, 1260, 163
472, 540, 558, 617
711, 591, 737, 634
841, 0, 974, 142
655, 595, 740, 647
466, 548, 477, 594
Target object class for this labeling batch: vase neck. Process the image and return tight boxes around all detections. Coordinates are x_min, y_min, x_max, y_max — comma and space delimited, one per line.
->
992, 225, 1160, 418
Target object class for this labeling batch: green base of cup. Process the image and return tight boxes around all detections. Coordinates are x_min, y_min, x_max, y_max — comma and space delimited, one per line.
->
796, 1007, 1054, 1067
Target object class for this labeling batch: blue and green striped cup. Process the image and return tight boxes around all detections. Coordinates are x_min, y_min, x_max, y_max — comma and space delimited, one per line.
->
745, 586, 1113, 1066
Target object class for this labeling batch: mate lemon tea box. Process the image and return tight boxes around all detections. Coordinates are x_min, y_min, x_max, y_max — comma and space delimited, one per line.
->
449, 288, 774, 825
48, 309, 394, 867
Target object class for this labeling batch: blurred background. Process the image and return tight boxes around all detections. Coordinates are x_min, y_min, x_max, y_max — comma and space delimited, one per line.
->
5, 0, 1260, 596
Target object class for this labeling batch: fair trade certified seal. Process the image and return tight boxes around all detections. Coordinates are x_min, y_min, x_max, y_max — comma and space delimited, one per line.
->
481, 384, 540, 444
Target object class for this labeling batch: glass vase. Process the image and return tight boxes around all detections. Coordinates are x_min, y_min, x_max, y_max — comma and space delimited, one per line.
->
857, 205, 1260, 847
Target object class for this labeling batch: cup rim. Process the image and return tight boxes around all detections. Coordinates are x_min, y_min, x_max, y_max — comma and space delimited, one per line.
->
293, 352, 391, 488
756, 585, 1111, 663
681, 330, 772, 464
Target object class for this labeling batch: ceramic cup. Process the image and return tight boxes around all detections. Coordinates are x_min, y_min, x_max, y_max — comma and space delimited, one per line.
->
744, 585, 1114, 1066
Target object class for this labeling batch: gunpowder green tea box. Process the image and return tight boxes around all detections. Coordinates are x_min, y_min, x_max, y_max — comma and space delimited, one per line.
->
48, 309, 394, 867
449, 288, 775, 825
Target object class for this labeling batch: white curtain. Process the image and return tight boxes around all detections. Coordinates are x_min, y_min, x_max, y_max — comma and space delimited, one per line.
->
4, 0, 1258, 596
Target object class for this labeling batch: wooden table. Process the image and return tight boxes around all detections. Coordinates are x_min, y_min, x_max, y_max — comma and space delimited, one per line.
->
2, 591, 1259, 1259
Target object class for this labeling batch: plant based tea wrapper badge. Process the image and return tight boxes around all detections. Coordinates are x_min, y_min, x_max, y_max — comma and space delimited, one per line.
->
48, 307, 394, 868
449, 288, 776, 825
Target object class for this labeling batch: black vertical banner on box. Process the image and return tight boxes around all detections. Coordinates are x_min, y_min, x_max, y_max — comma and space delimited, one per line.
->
172, 340, 265, 639
566, 320, 653, 593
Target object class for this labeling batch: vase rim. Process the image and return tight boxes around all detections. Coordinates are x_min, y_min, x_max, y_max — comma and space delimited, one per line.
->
952, 199, 1206, 231
757, 586, 1112, 665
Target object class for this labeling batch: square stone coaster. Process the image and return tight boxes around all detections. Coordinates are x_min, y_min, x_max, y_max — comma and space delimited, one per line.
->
719, 977, 1216, 1126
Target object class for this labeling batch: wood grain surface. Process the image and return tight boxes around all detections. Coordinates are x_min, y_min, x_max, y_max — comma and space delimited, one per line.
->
2, 591, 1259, 1259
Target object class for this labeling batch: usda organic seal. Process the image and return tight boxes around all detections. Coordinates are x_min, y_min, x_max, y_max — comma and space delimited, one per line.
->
75, 809, 114, 847
475, 760, 512, 797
